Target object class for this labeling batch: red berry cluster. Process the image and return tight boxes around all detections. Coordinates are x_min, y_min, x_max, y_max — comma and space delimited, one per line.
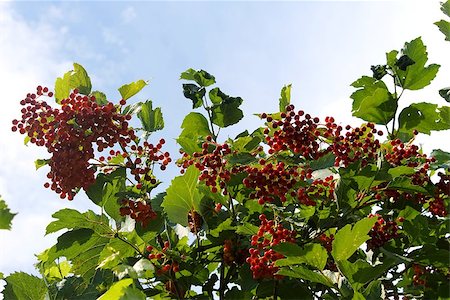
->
146, 242, 180, 275
188, 210, 203, 233
247, 214, 296, 279
243, 161, 312, 204
12, 87, 136, 199
297, 176, 336, 206
261, 105, 326, 159
367, 214, 400, 250
412, 264, 431, 287
317, 233, 334, 253
223, 239, 248, 266
429, 173, 449, 217
119, 199, 157, 227
179, 137, 233, 193
125, 139, 171, 184
330, 123, 382, 167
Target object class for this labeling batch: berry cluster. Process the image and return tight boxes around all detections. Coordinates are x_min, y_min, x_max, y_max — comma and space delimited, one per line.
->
297, 175, 336, 206
125, 139, 171, 184
179, 137, 233, 193
188, 210, 203, 233
247, 214, 296, 279
119, 199, 157, 227
412, 264, 429, 287
146, 242, 180, 275
243, 161, 312, 204
366, 214, 400, 250
261, 105, 326, 159
12, 87, 136, 199
330, 123, 382, 167
223, 239, 248, 266
317, 233, 338, 271
429, 173, 450, 217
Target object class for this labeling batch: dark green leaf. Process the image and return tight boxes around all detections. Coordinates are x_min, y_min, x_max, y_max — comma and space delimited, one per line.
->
211, 95, 244, 127
439, 87, 450, 102
162, 166, 202, 226
371, 65, 387, 80
395, 55, 415, 71
430, 149, 450, 169
309, 152, 336, 170
118, 80, 147, 100
0, 197, 16, 230
235, 222, 259, 235
102, 168, 127, 222
137, 100, 164, 133
3, 272, 48, 300
183, 83, 205, 109
332, 217, 377, 262
279, 84, 291, 112
350, 76, 397, 125
398, 102, 450, 135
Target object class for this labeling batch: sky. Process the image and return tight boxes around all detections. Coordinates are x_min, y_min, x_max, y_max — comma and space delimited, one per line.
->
0, 0, 449, 286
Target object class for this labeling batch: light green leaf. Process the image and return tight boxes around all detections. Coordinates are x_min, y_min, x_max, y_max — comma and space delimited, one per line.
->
98, 278, 134, 300
46, 208, 111, 235
388, 166, 416, 178
279, 84, 291, 112
435, 20, 450, 41
102, 168, 127, 222
54, 63, 92, 103
97, 238, 136, 270
350, 76, 397, 125
332, 217, 377, 262
180, 68, 215, 87
235, 222, 259, 236
2, 272, 48, 300
118, 80, 147, 100
162, 166, 202, 226
177, 112, 212, 154
0, 197, 16, 230
91, 90, 108, 105
277, 266, 334, 287
34, 159, 49, 170
441, 0, 450, 17
431, 149, 450, 169
397, 37, 440, 90
137, 100, 164, 133
274, 243, 328, 270
398, 102, 450, 135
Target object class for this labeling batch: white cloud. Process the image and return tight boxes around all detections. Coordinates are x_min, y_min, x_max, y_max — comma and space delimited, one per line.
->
122, 6, 137, 23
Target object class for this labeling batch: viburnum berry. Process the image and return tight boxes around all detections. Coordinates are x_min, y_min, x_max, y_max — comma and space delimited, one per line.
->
246, 214, 296, 279
187, 210, 203, 233
120, 199, 157, 227
367, 214, 399, 250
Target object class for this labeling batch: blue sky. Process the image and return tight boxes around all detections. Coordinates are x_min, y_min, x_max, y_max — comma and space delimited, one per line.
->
0, 0, 448, 282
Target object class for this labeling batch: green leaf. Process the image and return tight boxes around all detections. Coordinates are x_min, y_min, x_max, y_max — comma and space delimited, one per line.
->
397, 37, 440, 90
309, 152, 336, 170
177, 112, 212, 154
180, 68, 215, 87
54, 63, 92, 103
211, 92, 244, 127
441, 0, 450, 17
102, 168, 127, 222
350, 76, 397, 125
34, 159, 50, 170
430, 149, 450, 169
91, 90, 108, 105
2, 272, 48, 300
47, 228, 108, 282
137, 100, 164, 133
118, 80, 147, 100
0, 197, 16, 230
46, 208, 111, 236
97, 238, 136, 270
277, 266, 334, 287
97, 278, 134, 300
435, 20, 450, 41
183, 83, 205, 109
274, 243, 328, 270
398, 102, 450, 135
388, 166, 416, 178
162, 166, 202, 226
331, 217, 377, 262
235, 222, 259, 235
279, 84, 291, 112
